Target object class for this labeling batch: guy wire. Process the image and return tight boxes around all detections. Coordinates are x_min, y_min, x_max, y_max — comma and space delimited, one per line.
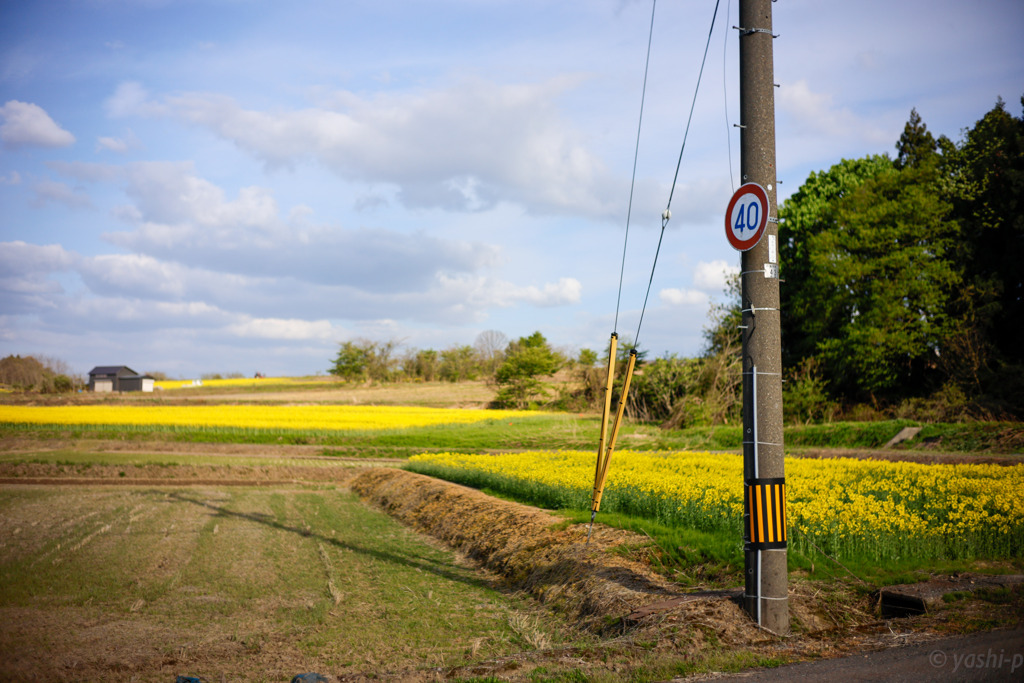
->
614, 0, 657, 334
664, 0, 721, 214
634, 0, 722, 348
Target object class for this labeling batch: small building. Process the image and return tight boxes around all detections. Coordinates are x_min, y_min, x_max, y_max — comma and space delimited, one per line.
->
88, 366, 155, 392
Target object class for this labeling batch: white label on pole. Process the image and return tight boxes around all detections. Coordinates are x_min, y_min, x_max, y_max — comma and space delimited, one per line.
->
768, 235, 777, 264
764, 263, 779, 279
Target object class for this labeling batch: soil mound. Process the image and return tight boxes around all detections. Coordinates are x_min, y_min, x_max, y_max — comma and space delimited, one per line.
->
349, 468, 763, 642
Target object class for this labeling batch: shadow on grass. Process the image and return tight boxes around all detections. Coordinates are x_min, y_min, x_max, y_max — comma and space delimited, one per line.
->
164, 490, 495, 591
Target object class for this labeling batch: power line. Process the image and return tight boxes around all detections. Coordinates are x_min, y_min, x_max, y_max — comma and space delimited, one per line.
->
663, 0, 722, 215
723, 0, 735, 193
614, 0, 657, 334
633, 0, 723, 349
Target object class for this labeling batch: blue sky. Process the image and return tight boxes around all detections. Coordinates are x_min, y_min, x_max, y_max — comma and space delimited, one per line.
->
1, 0, 1021, 378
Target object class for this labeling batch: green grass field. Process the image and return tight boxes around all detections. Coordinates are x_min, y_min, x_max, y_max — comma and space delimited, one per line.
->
0, 483, 575, 681
3, 415, 1023, 455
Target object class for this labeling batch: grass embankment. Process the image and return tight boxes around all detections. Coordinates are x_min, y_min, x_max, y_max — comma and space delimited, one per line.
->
0, 484, 571, 681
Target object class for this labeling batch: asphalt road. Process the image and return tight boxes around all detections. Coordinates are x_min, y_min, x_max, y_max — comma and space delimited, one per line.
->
706, 628, 1024, 682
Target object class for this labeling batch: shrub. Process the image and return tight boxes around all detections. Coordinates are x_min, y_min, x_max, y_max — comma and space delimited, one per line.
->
783, 358, 838, 424
627, 349, 741, 428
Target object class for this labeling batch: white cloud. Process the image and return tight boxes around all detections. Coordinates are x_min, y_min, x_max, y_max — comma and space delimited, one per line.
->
438, 274, 582, 312
0, 101, 75, 149
0, 171, 21, 185
96, 131, 140, 153
121, 162, 279, 234
693, 259, 739, 292
659, 288, 708, 306
47, 161, 124, 183
104, 82, 168, 118
102, 162, 496, 292
58, 296, 228, 331
515, 277, 583, 307
122, 78, 621, 217
31, 180, 94, 209
777, 80, 890, 147
0, 241, 77, 276
226, 317, 335, 341
77, 253, 191, 299
0, 242, 78, 314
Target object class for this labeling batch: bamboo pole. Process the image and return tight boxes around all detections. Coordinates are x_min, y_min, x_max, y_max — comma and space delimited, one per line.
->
591, 333, 618, 507
595, 348, 637, 504
589, 344, 639, 543
588, 333, 618, 541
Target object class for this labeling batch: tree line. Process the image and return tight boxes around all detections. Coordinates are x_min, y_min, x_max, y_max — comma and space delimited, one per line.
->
777, 97, 1023, 420
328, 330, 573, 409
330, 96, 1023, 424
0, 355, 79, 393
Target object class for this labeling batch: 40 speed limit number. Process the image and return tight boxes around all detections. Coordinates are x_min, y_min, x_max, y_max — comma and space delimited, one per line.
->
725, 182, 769, 251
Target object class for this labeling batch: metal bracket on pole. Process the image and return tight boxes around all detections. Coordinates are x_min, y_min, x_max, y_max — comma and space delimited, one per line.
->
733, 26, 779, 38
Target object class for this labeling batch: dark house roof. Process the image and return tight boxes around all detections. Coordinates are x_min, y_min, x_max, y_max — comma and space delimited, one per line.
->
88, 366, 139, 377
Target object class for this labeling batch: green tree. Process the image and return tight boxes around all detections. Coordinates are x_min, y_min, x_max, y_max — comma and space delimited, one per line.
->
895, 107, 939, 170
492, 332, 563, 408
935, 97, 1024, 413
781, 153, 960, 399
439, 345, 479, 382
329, 341, 368, 381
403, 348, 440, 381
329, 339, 398, 382
576, 348, 598, 366
949, 99, 1024, 362
777, 101, 1023, 413
778, 155, 896, 370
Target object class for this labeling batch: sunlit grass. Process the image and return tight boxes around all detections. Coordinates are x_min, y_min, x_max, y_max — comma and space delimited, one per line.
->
0, 449, 364, 469
0, 486, 569, 677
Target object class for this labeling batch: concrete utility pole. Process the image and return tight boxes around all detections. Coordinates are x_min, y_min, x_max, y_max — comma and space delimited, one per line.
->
738, 0, 788, 633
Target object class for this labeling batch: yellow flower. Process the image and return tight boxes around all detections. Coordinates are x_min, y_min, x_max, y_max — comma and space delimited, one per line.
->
0, 404, 548, 431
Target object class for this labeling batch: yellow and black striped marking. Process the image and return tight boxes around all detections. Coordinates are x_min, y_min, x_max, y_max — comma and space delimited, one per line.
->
745, 478, 787, 549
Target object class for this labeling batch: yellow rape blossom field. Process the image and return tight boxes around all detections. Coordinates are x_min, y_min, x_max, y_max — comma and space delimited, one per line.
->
0, 404, 544, 432
407, 450, 1024, 563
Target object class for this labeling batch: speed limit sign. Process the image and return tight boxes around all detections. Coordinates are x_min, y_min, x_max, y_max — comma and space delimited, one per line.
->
725, 183, 769, 251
